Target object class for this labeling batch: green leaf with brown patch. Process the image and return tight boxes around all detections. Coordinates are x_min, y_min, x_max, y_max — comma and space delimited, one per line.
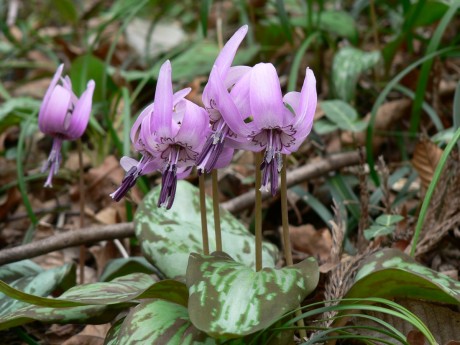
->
0, 260, 44, 283
345, 248, 460, 304
0, 274, 188, 308
186, 252, 319, 338
0, 263, 76, 318
135, 181, 279, 279
115, 299, 216, 345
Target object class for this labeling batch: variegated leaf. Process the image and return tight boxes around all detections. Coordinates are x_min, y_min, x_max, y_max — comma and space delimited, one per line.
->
116, 299, 216, 345
135, 181, 279, 279
100, 257, 158, 282
346, 248, 460, 304
0, 274, 187, 307
0, 263, 75, 318
104, 317, 124, 345
0, 260, 43, 283
0, 304, 121, 331
186, 252, 319, 338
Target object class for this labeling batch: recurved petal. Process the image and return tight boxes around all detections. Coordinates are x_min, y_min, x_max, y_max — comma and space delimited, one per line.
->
131, 103, 153, 149
224, 65, 251, 89
39, 64, 64, 127
214, 25, 248, 77
120, 156, 139, 172
174, 100, 209, 150
292, 68, 317, 130
152, 60, 174, 138
65, 80, 95, 140
230, 70, 251, 118
211, 65, 254, 137
250, 63, 287, 129
283, 91, 301, 115
213, 146, 234, 169
173, 87, 191, 105
38, 84, 71, 135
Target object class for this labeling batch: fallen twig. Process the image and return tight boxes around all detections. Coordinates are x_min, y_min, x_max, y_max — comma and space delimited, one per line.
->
0, 151, 361, 265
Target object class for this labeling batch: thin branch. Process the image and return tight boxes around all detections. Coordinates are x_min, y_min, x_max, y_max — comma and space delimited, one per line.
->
222, 151, 362, 213
0, 223, 134, 266
0, 151, 362, 265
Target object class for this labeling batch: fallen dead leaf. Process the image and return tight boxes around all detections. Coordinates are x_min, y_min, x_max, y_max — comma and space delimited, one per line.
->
407, 329, 426, 345
95, 207, 118, 225
289, 224, 332, 263
61, 324, 111, 345
411, 139, 443, 189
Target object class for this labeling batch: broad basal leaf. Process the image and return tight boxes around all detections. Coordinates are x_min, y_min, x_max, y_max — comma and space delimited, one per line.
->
0, 304, 120, 331
346, 248, 460, 304
186, 252, 319, 338
0, 260, 43, 283
321, 100, 367, 132
0, 263, 75, 318
135, 181, 279, 279
318, 10, 358, 44
115, 299, 216, 345
0, 273, 187, 308
331, 46, 381, 102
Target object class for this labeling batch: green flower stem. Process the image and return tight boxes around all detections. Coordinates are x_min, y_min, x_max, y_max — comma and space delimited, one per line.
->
410, 126, 460, 257
254, 152, 263, 271
281, 155, 306, 339
211, 170, 222, 251
77, 139, 86, 284
199, 174, 210, 255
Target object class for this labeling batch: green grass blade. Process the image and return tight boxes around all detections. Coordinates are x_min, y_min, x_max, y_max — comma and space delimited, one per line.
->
410, 126, 460, 257
409, 2, 460, 134
17, 119, 38, 243
200, 0, 213, 37
302, 191, 333, 226
275, 0, 293, 43
287, 32, 319, 92
453, 81, 460, 151
366, 46, 458, 185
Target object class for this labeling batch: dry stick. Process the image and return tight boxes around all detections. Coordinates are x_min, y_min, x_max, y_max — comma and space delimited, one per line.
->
199, 174, 210, 255
223, 151, 361, 213
0, 223, 134, 265
212, 170, 222, 251
77, 139, 85, 284
0, 152, 362, 265
280, 155, 307, 339
254, 152, 263, 271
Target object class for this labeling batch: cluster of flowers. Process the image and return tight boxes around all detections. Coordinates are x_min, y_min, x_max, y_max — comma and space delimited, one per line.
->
38, 25, 317, 210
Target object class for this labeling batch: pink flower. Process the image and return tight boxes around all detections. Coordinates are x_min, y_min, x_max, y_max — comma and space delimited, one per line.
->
39, 64, 95, 187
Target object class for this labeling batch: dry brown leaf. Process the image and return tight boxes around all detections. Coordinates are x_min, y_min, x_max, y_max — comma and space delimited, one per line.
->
289, 224, 332, 262
411, 139, 443, 189
95, 207, 118, 225
61, 324, 111, 345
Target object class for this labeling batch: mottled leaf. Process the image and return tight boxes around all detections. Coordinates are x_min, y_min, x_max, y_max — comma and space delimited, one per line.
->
331, 47, 381, 102
116, 299, 216, 345
135, 181, 278, 279
0, 260, 43, 283
321, 100, 367, 132
186, 252, 319, 338
104, 317, 124, 345
0, 274, 188, 309
0, 304, 121, 331
318, 10, 358, 44
313, 118, 339, 134
99, 257, 157, 282
364, 215, 404, 240
0, 263, 75, 318
346, 248, 460, 304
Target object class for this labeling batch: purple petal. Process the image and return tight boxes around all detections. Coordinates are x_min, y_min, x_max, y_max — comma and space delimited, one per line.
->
292, 68, 317, 134
131, 103, 153, 149
214, 25, 248, 78
210, 65, 254, 137
224, 66, 251, 89
250, 63, 287, 129
283, 91, 300, 114
120, 156, 139, 172
174, 100, 209, 150
230, 70, 251, 119
39, 85, 71, 135
152, 60, 174, 139
65, 80, 95, 140
173, 87, 191, 105
39, 64, 64, 131
213, 146, 234, 169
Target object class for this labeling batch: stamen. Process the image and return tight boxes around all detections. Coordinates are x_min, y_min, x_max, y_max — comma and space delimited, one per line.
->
110, 155, 151, 201
42, 138, 63, 188
259, 129, 285, 196
158, 146, 180, 209
196, 119, 228, 174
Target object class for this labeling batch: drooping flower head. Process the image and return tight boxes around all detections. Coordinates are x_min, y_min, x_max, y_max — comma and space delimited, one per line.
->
111, 60, 209, 209
38, 64, 95, 187
196, 25, 251, 173
218, 63, 317, 195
